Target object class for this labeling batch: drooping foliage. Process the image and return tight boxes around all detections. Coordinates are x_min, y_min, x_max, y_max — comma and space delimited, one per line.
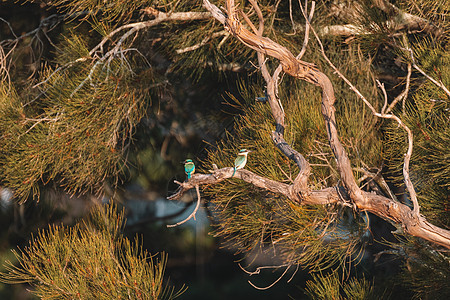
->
0, 204, 185, 299
0, 33, 151, 202
0, 0, 449, 298
304, 272, 380, 300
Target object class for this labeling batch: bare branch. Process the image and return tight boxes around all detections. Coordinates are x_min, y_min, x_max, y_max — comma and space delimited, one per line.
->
379, 80, 389, 114
354, 167, 397, 201
0, 14, 71, 47
31, 10, 212, 99
296, 0, 315, 60
325, 0, 442, 37
201, 0, 450, 248
168, 164, 450, 247
248, 0, 272, 85
248, 264, 292, 290
375, 80, 419, 216
374, 0, 443, 36
402, 46, 450, 98
0, 45, 13, 90
176, 31, 229, 54
386, 62, 412, 114
230, 0, 311, 193
168, 168, 295, 202
297, 6, 422, 216
90, 11, 212, 57
288, 0, 296, 34
238, 262, 290, 275
167, 185, 201, 228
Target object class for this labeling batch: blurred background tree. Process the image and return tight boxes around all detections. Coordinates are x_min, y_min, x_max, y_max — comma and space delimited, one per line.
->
0, 0, 448, 299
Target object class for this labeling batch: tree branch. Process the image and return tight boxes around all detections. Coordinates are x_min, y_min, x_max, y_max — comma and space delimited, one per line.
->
31, 10, 213, 97
401, 45, 450, 98
169, 165, 450, 248
167, 185, 202, 228
198, 0, 450, 249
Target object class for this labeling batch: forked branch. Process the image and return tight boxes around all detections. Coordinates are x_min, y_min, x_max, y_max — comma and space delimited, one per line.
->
191, 0, 450, 248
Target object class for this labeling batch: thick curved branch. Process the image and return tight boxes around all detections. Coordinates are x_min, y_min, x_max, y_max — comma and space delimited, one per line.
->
169, 167, 450, 248
207, 0, 364, 205
272, 131, 310, 192
169, 168, 292, 202
200, 0, 450, 249
299, 8, 421, 217
227, 0, 311, 192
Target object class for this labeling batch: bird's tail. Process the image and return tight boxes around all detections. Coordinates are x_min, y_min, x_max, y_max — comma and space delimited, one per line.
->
187, 173, 191, 180
232, 167, 236, 177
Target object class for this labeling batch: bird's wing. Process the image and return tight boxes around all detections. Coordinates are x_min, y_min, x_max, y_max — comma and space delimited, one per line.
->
185, 163, 195, 173
234, 155, 246, 168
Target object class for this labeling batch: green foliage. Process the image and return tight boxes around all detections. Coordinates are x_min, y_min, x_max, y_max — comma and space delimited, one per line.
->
0, 204, 185, 299
384, 40, 449, 226
305, 272, 341, 300
0, 30, 153, 202
305, 272, 379, 300
43, 0, 155, 22
203, 43, 382, 271
398, 0, 450, 31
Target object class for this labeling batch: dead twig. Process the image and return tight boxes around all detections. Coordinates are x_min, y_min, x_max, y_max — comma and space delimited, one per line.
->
296, 0, 315, 60
401, 45, 450, 98
167, 185, 201, 228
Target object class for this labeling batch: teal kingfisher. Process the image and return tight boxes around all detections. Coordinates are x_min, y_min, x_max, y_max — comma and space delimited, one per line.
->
184, 159, 195, 180
232, 149, 251, 177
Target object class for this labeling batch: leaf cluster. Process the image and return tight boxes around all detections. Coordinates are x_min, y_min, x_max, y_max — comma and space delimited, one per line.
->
0, 204, 185, 299
304, 272, 380, 300
0, 29, 155, 202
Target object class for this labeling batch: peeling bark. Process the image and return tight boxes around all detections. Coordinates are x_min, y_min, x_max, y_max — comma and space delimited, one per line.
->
191, 0, 450, 249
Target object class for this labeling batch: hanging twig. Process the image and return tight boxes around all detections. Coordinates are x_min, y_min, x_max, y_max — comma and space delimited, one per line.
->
296, 0, 315, 60
167, 185, 201, 228
238, 262, 290, 275
248, 264, 292, 290
238, 262, 293, 290
384, 62, 412, 114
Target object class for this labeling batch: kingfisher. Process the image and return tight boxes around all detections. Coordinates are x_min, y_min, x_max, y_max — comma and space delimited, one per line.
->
232, 149, 251, 177
184, 159, 195, 180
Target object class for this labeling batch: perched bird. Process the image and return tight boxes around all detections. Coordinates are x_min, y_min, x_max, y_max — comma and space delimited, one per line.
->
232, 149, 251, 177
184, 159, 195, 180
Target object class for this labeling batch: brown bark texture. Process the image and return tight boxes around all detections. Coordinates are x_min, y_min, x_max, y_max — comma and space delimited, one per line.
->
170, 0, 450, 249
